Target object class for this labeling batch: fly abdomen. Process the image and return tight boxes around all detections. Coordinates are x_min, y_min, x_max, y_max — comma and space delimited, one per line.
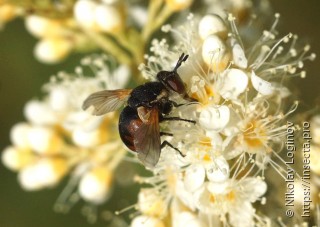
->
118, 106, 142, 151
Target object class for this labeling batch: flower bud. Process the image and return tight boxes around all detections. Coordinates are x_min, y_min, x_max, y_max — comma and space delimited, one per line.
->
48, 87, 70, 112
27, 126, 63, 154
24, 100, 57, 125
202, 35, 230, 73
0, 4, 17, 24
72, 127, 108, 148
198, 14, 227, 40
2, 146, 34, 171
217, 68, 248, 100
95, 5, 123, 33
79, 166, 113, 204
34, 37, 73, 64
18, 158, 68, 190
165, 0, 193, 11
10, 122, 31, 149
25, 15, 66, 38
36, 158, 69, 187
74, 0, 99, 30
18, 165, 43, 191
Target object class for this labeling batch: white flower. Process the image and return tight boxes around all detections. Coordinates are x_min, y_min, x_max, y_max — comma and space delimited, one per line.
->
199, 105, 230, 132
79, 166, 113, 204
216, 68, 248, 100
194, 177, 267, 226
181, 155, 229, 193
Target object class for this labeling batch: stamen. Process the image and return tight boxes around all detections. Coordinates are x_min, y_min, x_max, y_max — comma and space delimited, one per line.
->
115, 204, 138, 215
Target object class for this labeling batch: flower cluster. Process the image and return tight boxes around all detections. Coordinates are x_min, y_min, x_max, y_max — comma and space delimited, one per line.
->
133, 13, 315, 226
2, 55, 129, 214
0, 0, 198, 64
1, 0, 271, 65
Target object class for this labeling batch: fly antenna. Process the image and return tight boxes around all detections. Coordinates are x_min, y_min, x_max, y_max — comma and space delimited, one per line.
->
173, 53, 189, 72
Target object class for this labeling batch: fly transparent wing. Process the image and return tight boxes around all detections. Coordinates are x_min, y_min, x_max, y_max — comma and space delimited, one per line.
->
134, 107, 161, 168
82, 89, 131, 116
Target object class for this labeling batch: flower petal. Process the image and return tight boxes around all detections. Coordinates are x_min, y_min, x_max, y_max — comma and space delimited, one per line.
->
184, 164, 206, 192
199, 105, 230, 132
240, 177, 267, 202
218, 69, 248, 100
251, 71, 274, 95
198, 14, 227, 39
230, 38, 248, 69
173, 211, 205, 227
205, 156, 229, 182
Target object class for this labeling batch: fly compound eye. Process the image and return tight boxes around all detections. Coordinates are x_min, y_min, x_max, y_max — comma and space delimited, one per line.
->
166, 72, 187, 95
156, 71, 186, 95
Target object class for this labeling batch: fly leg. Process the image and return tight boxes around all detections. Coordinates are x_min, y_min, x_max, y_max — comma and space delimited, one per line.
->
161, 140, 185, 157
160, 132, 173, 136
169, 99, 198, 108
161, 116, 196, 124
169, 100, 184, 107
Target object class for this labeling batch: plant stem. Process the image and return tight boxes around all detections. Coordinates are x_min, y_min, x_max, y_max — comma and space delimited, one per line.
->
114, 31, 144, 65
153, 4, 174, 33
142, 0, 164, 42
81, 27, 132, 66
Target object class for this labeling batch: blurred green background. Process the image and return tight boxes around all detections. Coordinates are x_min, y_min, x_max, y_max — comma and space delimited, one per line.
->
0, 0, 319, 226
